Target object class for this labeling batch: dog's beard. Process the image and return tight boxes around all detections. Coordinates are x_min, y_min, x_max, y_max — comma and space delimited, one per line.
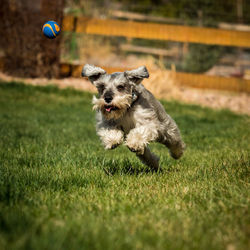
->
92, 94, 132, 120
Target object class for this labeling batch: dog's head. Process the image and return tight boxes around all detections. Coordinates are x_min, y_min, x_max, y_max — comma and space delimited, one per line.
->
82, 64, 149, 120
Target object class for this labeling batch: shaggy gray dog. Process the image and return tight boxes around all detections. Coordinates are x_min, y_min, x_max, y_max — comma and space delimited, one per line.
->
82, 64, 185, 170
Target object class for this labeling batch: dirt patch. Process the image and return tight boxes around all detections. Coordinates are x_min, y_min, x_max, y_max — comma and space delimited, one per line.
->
0, 71, 249, 115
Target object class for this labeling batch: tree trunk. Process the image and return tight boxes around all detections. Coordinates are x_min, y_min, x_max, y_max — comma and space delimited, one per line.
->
0, 0, 64, 78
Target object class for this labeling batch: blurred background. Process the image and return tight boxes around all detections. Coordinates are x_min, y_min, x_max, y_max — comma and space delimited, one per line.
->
0, 0, 250, 114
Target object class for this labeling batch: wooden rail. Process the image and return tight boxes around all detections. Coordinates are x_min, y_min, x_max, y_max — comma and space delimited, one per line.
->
62, 16, 250, 48
59, 63, 250, 93
172, 71, 250, 93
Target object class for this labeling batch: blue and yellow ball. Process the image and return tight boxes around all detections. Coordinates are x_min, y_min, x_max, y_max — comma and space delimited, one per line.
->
42, 21, 60, 39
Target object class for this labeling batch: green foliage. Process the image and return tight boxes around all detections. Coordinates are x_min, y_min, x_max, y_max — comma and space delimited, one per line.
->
181, 44, 223, 73
113, 0, 250, 25
62, 32, 80, 61
0, 82, 249, 250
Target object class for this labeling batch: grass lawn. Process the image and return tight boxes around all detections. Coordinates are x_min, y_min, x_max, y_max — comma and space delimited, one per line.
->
0, 81, 249, 250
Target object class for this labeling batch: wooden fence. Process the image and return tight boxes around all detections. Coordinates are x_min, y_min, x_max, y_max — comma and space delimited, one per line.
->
173, 71, 250, 93
1, 15, 249, 93
60, 16, 250, 93
60, 63, 250, 93
62, 16, 250, 48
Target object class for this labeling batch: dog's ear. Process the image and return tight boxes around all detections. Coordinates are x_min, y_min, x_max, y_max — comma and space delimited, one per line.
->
124, 66, 149, 84
82, 64, 106, 83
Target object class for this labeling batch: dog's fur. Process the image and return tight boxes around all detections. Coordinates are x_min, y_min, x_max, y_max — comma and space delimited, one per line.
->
82, 64, 185, 170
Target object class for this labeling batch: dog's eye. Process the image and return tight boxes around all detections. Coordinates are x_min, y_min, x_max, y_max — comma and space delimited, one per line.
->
97, 84, 105, 92
117, 85, 125, 91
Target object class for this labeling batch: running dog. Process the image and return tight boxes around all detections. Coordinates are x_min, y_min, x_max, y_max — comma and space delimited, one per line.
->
82, 64, 185, 170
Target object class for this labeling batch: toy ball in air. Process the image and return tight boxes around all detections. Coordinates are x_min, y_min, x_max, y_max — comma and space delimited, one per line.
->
42, 21, 60, 39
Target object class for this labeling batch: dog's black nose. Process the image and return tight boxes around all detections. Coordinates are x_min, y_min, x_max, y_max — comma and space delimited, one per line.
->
104, 90, 113, 103
104, 96, 112, 103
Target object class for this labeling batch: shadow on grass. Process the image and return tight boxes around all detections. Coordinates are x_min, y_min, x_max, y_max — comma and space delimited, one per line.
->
103, 165, 156, 176
101, 157, 180, 176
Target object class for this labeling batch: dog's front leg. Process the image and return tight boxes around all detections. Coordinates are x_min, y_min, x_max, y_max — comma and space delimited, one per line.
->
97, 127, 124, 150
125, 125, 158, 154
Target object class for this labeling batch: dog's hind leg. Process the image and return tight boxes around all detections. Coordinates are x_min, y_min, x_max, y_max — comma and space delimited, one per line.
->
161, 132, 185, 159
158, 126, 185, 160
167, 140, 185, 159
136, 147, 160, 171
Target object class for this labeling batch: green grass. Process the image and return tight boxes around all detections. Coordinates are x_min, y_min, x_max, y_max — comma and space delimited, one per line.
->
0, 82, 249, 250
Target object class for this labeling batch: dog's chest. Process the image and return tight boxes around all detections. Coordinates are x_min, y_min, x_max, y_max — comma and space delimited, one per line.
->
117, 104, 155, 134
118, 111, 136, 135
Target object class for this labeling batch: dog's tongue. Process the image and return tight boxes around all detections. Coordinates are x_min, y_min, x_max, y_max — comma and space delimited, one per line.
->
106, 107, 112, 112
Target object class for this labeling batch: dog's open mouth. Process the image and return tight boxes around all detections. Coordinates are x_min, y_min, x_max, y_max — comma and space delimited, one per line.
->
104, 105, 119, 113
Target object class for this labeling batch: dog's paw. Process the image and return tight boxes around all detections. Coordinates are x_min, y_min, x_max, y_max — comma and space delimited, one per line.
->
125, 134, 147, 155
98, 129, 124, 150
169, 141, 186, 159
104, 138, 123, 150
127, 144, 145, 155
105, 143, 120, 150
